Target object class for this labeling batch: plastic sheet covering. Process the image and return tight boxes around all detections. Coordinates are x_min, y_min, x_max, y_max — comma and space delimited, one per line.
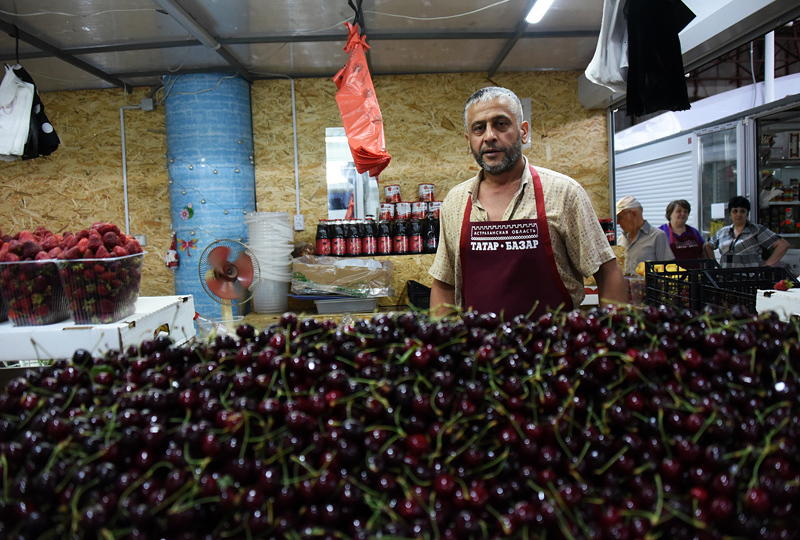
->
333, 22, 392, 178
292, 255, 394, 298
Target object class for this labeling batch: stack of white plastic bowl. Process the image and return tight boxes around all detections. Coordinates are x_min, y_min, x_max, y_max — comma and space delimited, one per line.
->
245, 212, 293, 313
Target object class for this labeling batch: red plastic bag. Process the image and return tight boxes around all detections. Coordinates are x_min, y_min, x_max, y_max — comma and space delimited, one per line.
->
333, 23, 391, 178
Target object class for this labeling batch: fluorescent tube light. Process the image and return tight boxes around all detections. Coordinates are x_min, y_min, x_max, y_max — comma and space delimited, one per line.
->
525, 0, 556, 24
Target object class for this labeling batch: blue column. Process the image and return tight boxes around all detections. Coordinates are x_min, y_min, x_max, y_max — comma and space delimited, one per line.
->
164, 73, 256, 319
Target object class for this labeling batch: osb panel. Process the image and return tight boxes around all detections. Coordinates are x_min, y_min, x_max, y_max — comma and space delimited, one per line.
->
0, 88, 174, 297
252, 71, 610, 252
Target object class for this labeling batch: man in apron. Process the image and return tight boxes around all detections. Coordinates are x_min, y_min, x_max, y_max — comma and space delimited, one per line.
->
429, 87, 627, 319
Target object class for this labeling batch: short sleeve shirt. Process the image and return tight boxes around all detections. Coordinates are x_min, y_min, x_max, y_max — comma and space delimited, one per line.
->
428, 159, 617, 308
707, 222, 781, 268
618, 221, 674, 274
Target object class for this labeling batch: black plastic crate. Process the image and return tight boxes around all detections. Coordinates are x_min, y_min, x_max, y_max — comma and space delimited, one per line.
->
407, 280, 431, 310
644, 259, 720, 311
700, 266, 798, 314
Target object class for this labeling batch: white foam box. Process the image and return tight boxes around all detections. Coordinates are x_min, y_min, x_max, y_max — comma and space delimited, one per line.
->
0, 295, 196, 362
756, 288, 800, 321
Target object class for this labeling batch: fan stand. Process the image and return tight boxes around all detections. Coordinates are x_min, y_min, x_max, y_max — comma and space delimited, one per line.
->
221, 303, 236, 333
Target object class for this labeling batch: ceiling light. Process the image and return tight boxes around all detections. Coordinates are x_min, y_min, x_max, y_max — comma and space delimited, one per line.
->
525, 0, 556, 24
154, 0, 221, 50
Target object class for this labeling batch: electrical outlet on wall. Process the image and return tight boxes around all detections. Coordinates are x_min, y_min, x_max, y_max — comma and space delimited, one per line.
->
294, 214, 305, 231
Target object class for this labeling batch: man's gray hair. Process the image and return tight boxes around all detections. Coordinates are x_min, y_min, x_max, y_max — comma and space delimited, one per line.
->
463, 87, 524, 132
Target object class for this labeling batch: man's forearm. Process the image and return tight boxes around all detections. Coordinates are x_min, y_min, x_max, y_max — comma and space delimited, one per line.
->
594, 259, 627, 306
430, 278, 456, 317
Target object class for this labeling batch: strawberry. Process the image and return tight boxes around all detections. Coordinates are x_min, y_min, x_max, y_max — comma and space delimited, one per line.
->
21, 240, 43, 260
60, 246, 82, 260
18, 230, 35, 243
0, 252, 20, 262
102, 231, 119, 250
95, 245, 110, 259
77, 238, 90, 253
112, 246, 129, 257
92, 222, 115, 235
87, 230, 103, 252
34, 251, 49, 261
47, 247, 62, 259
41, 235, 60, 251
774, 279, 794, 291
125, 238, 143, 254
76, 229, 90, 240
98, 299, 115, 314
7, 239, 22, 255
83, 249, 96, 259
62, 235, 79, 250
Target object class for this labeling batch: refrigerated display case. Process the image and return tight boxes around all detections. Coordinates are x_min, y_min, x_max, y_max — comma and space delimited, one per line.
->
753, 106, 800, 245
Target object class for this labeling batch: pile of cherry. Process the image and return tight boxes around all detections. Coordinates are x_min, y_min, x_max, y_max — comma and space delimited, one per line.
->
2, 304, 800, 539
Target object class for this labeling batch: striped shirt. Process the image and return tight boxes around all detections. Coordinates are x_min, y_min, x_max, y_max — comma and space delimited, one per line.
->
707, 222, 782, 268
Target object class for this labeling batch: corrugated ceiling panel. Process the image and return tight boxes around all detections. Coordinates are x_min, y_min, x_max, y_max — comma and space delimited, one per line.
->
615, 152, 695, 238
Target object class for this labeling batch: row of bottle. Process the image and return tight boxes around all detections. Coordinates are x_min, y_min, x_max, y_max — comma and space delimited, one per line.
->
315, 217, 439, 256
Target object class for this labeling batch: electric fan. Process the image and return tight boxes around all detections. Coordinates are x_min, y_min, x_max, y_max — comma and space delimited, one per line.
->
198, 239, 260, 331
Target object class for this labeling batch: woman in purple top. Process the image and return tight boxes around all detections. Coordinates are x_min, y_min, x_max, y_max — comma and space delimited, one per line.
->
659, 200, 705, 260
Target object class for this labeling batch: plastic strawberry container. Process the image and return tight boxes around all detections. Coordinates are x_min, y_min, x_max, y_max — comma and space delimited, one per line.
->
0, 260, 70, 326
0, 294, 7, 323
58, 253, 145, 324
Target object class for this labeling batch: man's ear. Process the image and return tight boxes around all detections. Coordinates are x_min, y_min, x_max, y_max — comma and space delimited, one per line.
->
520, 121, 530, 145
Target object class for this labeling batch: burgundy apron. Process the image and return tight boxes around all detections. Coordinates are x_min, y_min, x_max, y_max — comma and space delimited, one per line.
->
666, 225, 704, 260
459, 165, 573, 319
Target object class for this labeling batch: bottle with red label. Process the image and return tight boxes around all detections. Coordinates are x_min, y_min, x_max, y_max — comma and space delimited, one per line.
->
331, 220, 346, 256
423, 216, 439, 254
377, 219, 393, 255
315, 221, 331, 255
362, 218, 377, 255
409, 219, 423, 254
346, 220, 362, 256
393, 219, 409, 254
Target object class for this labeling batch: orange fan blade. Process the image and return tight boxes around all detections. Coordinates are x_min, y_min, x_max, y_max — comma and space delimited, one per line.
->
233, 251, 254, 289
207, 246, 231, 271
206, 268, 240, 300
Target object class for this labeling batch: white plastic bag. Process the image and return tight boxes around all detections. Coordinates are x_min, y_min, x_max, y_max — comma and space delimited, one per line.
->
584, 0, 628, 94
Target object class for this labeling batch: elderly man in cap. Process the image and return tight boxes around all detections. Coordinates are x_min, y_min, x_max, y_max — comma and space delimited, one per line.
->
616, 196, 674, 274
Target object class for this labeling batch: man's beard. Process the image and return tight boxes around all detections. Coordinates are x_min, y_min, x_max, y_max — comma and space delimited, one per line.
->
471, 135, 523, 175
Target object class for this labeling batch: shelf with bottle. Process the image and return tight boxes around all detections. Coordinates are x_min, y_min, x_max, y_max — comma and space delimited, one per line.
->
314, 215, 440, 258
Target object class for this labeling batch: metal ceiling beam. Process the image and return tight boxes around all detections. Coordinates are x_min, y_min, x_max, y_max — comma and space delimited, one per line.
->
153, 0, 254, 82
0, 29, 599, 65
222, 29, 598, 44
487, 0, 540, 78
0, 17, 127, 90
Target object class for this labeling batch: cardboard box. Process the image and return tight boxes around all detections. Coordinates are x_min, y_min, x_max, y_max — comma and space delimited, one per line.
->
292, 256, 393, 297
756, 289, 800, 321
0, 295, 196, 363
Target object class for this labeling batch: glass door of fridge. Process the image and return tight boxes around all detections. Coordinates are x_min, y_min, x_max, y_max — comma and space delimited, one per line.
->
698, 122, 745, 238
